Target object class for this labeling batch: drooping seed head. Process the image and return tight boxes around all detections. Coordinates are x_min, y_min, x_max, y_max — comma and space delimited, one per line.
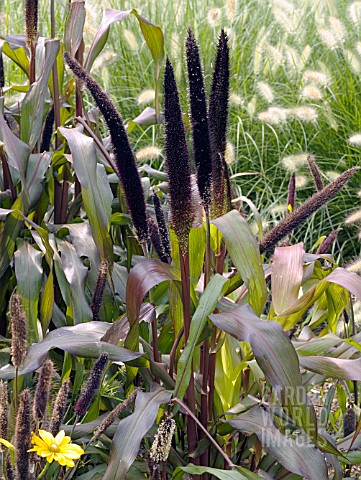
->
149, 418, 176, 467
185, 29, 212, 209
64, 53, 148, 242
163, 57, 194, 254
148, 215, 170, 264
74, 353, 108, 416
259, 166, 360, 254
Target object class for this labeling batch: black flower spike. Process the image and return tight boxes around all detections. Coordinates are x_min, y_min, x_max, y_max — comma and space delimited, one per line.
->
49, 379, 69, 436
153, 192, 171, 259
33, 358, 53, 422
316, 228, 341, 255
186, 29, 212, 210
307, 155, 324, 191
0, 381, 8, 453
259, 166, 360, 254
90, 260, 108, 321
287, 172, 296, 214
25, 0, 38, 46
209, 29, 231, 217
148, 215, 169, 264
64, 53, 148, 241
164, 57, 194, 254
15, 389, 32, 480
0, 52, 4, 91
40, 106, 55, 152
344, 408, 356, 437
74, 353, 108, 416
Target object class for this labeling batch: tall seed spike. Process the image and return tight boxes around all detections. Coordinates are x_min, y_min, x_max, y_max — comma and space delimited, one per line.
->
153, 192, 171, 258
10, 294, 28, 367
33, 358, 53, 422
148, 215, 169, 264
259, 166, 360, 254
90, 260, 108, 321
185, 29, 212, 209
40, 106, 55, 152
49, 379, 69, 436
25, 0, 38, 46
163, 57, 194, 254
287, 172, 296, 213
316, 228, 341, 255
307, 155, 324, 191
74, 353, 108, 416
0, 52, 4, 90
209, 29, 231, 218
15, 389, 32, 480
0, 382, 8, 452
64, 53, 148, 241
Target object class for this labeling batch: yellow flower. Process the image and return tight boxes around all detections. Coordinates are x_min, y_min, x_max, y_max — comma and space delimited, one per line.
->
28, 430, 84, 467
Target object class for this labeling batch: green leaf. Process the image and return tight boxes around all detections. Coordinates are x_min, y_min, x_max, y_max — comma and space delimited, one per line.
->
64, 0, 86, 56
1, 37, 29, 76
271, 243, 304, 315
125, 259, 181, 351
0, 205, 23, 279
173, 465, 259, 480
229, 407, 328, 480
299, 356, 361, 380
14, 239, 43, 343
210, 304, 317, 441
212, 210, 267, 315
59, 127, 113, 265
174, 274, 228, 401
103, 384, 171, 480
40, 270, 54, 335
20, 38, 60, 150
57, 239, 92, 324
0, 322, 146, 380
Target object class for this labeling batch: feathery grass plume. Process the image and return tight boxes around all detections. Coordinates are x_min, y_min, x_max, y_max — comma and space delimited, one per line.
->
163, 57, 194, 254
209, 29, 231, 218
74, 353, 108, 416
149, 418, 176, 471
49, 379, 69, 436
64, 53, 148, 241
33, 359, 53, 422
90, 260, 108, 322
207, 8, 221, 26
348, 133, 361, 146
40, 106, 54, 152
136, 146, 162, 161
282, 153, 309, 171
326, 171, 340, 181
226, 0, 236, 20
347, 256, 361, 273
10, 294, 28, 367
349, 2, 361, 23
259, 166, 360, 254
137, 89, 155, 106
303, 70, 330, 85
153, 192, 171, 260
123, 29, 139, 51
289, 106, 318, 123
301, 85, 323, 101
295, 175, 308, 189
15, 389, 32, 480
307, 155, 324, 191
92, 388, 139, 441
257, 81, 274, 103
25, 0, 38, 46
225, 141, 235, 165
0, 52, 4, 91
0, 382, 8, 452
287, 172, 296, 213
316, 229, 341, 254
258, 107, 287, 125
344, 408, 356, 437
345, 209, 361, 224
186, 29, 212, 210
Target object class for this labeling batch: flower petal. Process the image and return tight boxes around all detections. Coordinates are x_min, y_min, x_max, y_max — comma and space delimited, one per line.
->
38, 430, 55, 447
54, 430, 65, 445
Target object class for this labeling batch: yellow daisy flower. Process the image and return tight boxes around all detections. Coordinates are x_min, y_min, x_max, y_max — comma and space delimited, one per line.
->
29, 430, 84, 468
